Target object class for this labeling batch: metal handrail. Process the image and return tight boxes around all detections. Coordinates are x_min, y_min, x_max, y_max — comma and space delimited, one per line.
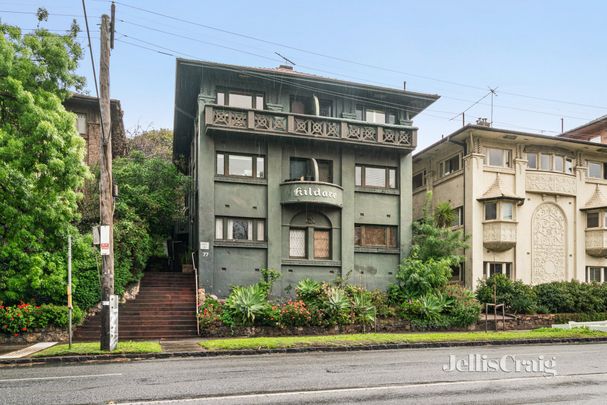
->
192, 251, 200, 336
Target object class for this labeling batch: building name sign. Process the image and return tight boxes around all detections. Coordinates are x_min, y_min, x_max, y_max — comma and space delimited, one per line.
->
293, 186, 337, 199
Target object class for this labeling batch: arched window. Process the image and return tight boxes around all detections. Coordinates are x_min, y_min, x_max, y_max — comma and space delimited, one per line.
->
289, 212, 332, 260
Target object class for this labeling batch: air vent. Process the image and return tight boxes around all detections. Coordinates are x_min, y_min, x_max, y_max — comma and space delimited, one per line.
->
503, 135, 517, 140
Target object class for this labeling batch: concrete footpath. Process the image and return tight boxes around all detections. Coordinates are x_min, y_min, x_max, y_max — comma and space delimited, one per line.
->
2, 336, 607, 367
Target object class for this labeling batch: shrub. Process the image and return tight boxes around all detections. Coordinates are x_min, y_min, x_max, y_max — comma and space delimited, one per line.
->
324, 286, 351, 326
350, 291, 376, 325
368, 289, 396, 318
476, 275, 537, 314
224, 284, 270, 326
198, 297, 222, 328
278, 300, 312, 327
391, 251, 454, 300
258, 268, 281, 297
0, 304, 83, 335
296, 278, 323, 304
444, 284, 481, 328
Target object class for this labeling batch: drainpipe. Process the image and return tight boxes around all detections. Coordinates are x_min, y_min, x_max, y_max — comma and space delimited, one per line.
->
311, 158, 319, 182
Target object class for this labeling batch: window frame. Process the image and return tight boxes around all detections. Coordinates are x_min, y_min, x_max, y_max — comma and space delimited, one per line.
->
288, 228, 307, 258
216, 89, 264, 110
485, 147, 511, 168
354, 224, 398, 249
586, 266, 606, 283
483, 261, 513, 279
440, 153, 462, 177
216, 152, 265, 179
587, 161, 606, 180
215, 217, 266, 242
313, 229, 331, 259
452, 206, 464, 227
355, 164, 397, 189
528, 151, 574, 174
288, 157, 333, 183
355, 105, 398, 124
412, 170, 426, 190
484, 200, 516, 221
587, 211, 601, 229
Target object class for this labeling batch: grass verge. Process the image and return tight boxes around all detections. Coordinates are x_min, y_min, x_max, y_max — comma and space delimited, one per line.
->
199, 328, 607, 351
33, 341, 162, 357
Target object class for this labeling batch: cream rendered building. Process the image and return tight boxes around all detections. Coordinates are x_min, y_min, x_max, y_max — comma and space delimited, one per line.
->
413, 125, 607, 290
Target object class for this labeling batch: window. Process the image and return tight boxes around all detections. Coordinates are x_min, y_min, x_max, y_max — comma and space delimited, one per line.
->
566, 158, 574, 174
355, 165, 397, 189
586, 267, 607, 283
289, 229, 306, 258
451, 263, 464, 282
354, 225, 397, 248
217, 91, 264, 109
485, 201, 497, 220
588, 161, 607, 179
527, 153, 537, 169
440, 154, 461, 176
76, 113, 87, 135
291, 98, 307, 115
215, 217, 265, 241
319, 100, 332, 117
501, 202, 513, 220
486, 148, 511, 168
484, 200, 515, 221
313, 229, 331, 259
540, 153, 551, 171
452, 206, 464, 227
587, 212, 600, 228
554, 155, 564, 172
216, 153, 265, 178
355, 106, 397, 124
289, 158, 333, 183
412, 170, 426, 190
483, 262, 512, 279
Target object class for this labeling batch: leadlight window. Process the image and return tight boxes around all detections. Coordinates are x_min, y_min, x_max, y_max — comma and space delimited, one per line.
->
354, 225, 397, 248
216, 152, 265, 178
215, 217, 265, 241
483, 262, 512, 279
313, 230, 331, 259
289, 229, 306, 258
355, 165, 397, 189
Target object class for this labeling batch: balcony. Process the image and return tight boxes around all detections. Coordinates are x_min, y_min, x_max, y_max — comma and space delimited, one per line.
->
280, 181, 343, 208
483, 221, 517, 251
586, 229, 607, 257
204, 105, 416, 150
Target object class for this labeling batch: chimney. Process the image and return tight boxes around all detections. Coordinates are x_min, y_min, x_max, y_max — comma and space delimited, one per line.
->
278, 64, 293, 71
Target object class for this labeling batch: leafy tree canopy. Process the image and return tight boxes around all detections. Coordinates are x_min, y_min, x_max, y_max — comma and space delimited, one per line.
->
127, 128, 173, 161
0, 23, 87, 304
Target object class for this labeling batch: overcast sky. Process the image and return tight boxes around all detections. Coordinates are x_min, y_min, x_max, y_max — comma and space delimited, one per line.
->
2, 0, 606, 149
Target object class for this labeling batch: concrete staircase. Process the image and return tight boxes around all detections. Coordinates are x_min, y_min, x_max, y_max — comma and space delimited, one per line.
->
74, 272, 198, 340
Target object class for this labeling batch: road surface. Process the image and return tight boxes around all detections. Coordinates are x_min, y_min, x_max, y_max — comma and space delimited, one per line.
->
1, 343, 607, 404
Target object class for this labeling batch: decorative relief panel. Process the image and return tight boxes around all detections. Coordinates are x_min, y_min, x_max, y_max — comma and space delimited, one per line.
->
483, 221, 517, 251
531, 203, 567, 283
526, 172, 576, 196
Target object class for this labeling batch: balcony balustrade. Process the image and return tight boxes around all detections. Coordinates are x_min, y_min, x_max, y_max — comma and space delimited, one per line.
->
483, 221, 517, 251
204, 104, 416, 149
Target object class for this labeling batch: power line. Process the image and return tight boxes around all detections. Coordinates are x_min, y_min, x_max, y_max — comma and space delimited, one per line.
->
114, 36, 562, 135
111, 0, 607, 112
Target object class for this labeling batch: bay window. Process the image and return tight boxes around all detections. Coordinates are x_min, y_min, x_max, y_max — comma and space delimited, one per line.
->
484, 200, 515, 221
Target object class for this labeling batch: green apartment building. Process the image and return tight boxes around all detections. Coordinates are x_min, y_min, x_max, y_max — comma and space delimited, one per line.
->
173, 59, 438, 296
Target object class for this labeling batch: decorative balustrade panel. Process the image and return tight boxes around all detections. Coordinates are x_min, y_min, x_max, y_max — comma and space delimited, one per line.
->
293, 118, 340, 138
346, 124, 377, 142
212, 108, 247, 128
206, 106, 415, 149
254, 113, 287, 132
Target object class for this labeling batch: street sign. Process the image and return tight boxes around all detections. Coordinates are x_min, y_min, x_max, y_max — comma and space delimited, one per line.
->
100, 225, 110, 255
109, 294, 119, 350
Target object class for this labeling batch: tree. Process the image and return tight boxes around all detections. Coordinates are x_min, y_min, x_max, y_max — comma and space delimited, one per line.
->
434, 201, 456, 228
412, 192, 468, 262
127, 128, 173, 161
0, 23, 87, 304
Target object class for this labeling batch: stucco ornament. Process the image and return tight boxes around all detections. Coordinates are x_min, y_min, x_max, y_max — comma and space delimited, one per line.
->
526, 172, 576, 196
532, 203, 567, 283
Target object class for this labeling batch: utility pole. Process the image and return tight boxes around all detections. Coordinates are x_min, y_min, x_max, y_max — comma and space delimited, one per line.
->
99, 12, 115, 351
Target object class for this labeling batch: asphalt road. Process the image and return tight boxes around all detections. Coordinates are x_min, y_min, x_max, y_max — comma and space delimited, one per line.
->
1, 343, 607, 404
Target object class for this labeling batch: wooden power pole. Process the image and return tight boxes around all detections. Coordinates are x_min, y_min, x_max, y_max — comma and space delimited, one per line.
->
99, 13, 115, 351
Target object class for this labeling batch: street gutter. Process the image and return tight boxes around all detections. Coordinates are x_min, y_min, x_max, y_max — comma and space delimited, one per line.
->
3, 336, 607, 366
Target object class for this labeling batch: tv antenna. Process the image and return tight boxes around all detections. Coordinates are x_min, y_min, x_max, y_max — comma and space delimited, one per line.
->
275, 52, 296, 66
489, 87, 498, 127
